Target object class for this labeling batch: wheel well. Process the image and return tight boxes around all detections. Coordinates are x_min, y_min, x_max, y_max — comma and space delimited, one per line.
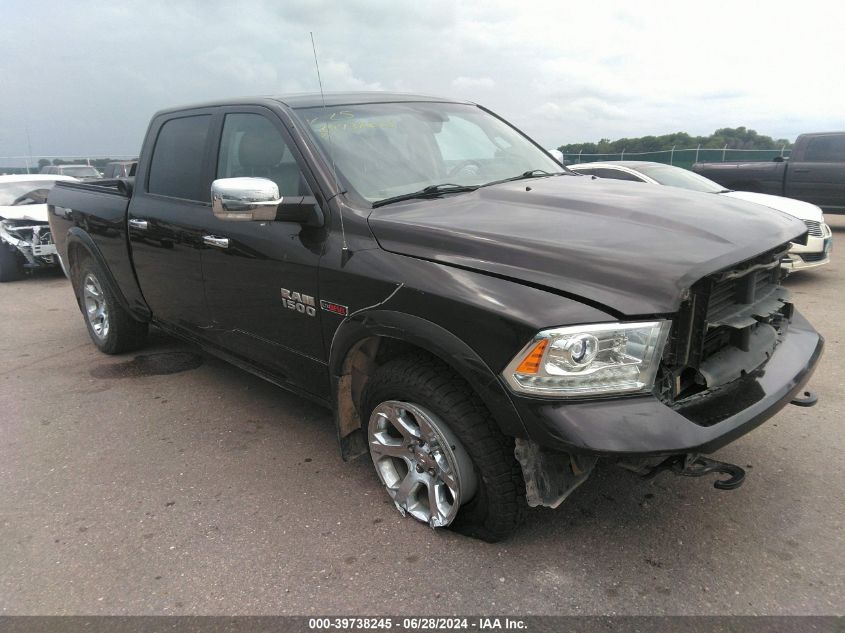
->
334, 335, 446, 460
66, 241, 91, 286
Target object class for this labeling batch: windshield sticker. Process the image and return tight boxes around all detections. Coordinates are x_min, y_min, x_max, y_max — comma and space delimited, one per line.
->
312, 120, 396, 138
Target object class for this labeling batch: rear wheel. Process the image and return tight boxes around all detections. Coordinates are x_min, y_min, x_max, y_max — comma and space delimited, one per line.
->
363, 354, 525, 541
0, 244, 24, 282
75, 259, 148, 354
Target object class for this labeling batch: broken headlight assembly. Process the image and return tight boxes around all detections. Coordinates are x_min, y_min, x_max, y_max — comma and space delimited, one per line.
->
503, 321, 671, 398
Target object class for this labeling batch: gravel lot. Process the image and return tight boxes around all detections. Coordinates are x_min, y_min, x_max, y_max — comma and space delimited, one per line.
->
1, 216, 843, 616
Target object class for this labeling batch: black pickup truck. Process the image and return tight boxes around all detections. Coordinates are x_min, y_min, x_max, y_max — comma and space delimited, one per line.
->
693, 131, 845, 213
48, 93, 822, 541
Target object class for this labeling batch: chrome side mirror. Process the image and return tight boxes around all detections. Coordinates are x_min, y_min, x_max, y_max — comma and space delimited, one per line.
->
211, 177, 281, 221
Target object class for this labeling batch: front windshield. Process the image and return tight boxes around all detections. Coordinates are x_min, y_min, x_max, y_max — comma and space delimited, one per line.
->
635, 164, 726, 193
0, 180, 58, 206
295, 102, 562, 203
62, 166, 99, 178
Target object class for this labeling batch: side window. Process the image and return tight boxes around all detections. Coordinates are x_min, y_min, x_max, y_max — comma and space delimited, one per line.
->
148, 114, 211, 201
217, 113, 308, 197
600, 168, 645, 182
804, 136, 845, 162
581, 167, 644, 181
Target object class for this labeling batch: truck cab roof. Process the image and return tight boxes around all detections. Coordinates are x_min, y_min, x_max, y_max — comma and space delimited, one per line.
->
153, 92, 471, 117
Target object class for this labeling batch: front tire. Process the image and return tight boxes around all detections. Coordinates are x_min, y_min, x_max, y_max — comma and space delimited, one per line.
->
0, 244, 24, 282
363, 354, 525, 541
75, 259, 149, 354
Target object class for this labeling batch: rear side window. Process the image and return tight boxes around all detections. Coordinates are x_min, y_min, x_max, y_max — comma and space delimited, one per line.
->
804, 136, 845, 162
148, 115, 211, 201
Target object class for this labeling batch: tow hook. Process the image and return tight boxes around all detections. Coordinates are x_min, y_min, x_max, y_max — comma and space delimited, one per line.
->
644, 454, 746, 490
790, 390, 818, 407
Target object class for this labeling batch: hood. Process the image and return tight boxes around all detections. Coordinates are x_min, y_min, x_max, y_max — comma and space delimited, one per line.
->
0, 203, 49, 223
721, 190, 825, 222
367, 176, 807, 315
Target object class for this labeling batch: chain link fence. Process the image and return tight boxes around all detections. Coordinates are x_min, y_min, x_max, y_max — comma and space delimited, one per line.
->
2, 148, 792, 176
561, 147, 791, 170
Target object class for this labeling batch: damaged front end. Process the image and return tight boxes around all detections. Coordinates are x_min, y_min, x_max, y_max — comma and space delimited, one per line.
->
514, 243, 820, 507
657, 242, 795, 420
0, 219, 58, 269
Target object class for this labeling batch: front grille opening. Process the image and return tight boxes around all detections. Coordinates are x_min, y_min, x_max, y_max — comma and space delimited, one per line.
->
676, 367, 706, 400
804, 220, 824, 237
802, 252, 827, 263
657, 243, 792, 413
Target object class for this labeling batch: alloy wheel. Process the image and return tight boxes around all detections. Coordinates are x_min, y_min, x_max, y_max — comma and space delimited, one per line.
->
368, 400, 477, 527
83, 273, 109, 339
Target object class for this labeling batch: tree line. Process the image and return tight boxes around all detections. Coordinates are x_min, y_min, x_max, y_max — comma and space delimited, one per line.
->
558, 127, 792, 154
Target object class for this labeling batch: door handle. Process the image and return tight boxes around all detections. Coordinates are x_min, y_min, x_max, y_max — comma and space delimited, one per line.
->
792, 168, 811, 173
128, 218, 148, 230
203, 235, 230, 249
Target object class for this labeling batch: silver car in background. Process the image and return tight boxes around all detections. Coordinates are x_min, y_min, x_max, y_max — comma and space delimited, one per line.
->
569, 161, 832, 272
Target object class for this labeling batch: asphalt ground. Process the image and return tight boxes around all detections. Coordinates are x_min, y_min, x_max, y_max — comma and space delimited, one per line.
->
1, 216, 843, 615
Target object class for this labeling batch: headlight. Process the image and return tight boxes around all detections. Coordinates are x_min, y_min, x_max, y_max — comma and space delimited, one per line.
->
503, 321, 671, 398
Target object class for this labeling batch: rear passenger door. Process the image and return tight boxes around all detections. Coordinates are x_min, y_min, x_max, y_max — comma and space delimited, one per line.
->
785, 135, 845, 212
200, 108, 329, 398
128, 110, 215, 334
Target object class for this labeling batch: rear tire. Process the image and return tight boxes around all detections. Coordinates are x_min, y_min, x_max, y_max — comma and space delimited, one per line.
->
75, 258, 149, 354
363, 354, 525, 542
0, 244, 24, 282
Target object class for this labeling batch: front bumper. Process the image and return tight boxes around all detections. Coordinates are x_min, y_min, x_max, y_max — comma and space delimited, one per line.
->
513, 310, 823, 456
783, 229, 832, 271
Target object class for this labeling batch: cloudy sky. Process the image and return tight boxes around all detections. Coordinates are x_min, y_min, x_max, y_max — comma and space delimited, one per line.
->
0, 0, 841, 162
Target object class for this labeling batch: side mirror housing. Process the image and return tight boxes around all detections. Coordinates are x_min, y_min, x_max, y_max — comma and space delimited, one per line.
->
211, 177, 324, 226
212, 177, 281, 221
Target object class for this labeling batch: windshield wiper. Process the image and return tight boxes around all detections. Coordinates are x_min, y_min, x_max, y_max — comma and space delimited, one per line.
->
479, 169, 567, 189
372, 183, 479, 208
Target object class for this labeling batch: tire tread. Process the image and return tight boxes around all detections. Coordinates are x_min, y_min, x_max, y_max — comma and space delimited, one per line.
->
364, 353, 525, 542
76, 259, 148, 354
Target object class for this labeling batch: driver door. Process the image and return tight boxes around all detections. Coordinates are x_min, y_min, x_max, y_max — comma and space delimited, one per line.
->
201, 109, 329, 398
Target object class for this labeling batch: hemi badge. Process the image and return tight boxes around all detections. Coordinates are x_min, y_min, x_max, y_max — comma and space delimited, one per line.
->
320, 300, 349, 316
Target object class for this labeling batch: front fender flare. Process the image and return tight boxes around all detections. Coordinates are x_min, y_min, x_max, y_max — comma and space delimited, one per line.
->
329, 309, 528, 448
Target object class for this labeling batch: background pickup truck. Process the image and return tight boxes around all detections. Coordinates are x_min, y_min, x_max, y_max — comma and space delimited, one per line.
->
692, 132, 845, 213
48, 93, 822, 541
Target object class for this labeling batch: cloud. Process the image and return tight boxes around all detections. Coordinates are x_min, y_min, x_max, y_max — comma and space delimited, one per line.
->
318, 59, 383, 91
0, 0, 843, 160
451, 76, 495, 89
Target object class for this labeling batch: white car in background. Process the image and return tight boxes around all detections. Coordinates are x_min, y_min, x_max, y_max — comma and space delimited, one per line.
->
0, 174, 77, 281
569, 161, 832, 272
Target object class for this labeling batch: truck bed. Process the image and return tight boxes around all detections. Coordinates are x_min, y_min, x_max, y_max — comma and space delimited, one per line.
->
47, 177, 148, 316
